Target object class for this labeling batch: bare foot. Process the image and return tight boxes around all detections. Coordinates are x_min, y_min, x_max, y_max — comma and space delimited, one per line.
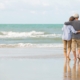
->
67, 56, 71, 60
77, 54, 80, 60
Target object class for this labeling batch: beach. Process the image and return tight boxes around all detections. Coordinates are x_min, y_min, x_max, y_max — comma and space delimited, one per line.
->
0, 24, 79, 80
0, 48, 79, 80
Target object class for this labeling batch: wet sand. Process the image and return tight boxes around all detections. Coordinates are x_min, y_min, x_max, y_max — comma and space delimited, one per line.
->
0, 48, 79, 80
0, 48, 63, 58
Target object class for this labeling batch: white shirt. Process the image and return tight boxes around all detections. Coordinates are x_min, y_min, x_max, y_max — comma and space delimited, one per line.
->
62, 25, 77, 40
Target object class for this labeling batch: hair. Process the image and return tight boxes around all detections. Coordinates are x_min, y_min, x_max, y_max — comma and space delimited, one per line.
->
69, 16, 75, 21
75, 17, 79, 19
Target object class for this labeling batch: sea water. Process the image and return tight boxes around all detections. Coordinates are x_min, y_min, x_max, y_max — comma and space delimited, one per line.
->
0, 24, 63, 48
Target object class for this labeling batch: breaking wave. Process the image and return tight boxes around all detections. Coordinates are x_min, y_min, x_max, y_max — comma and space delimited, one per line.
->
0, 43, 63, 48
0, 31, 61, 38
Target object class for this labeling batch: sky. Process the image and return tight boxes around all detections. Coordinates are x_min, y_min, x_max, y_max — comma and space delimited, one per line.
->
0, 0, 80, 24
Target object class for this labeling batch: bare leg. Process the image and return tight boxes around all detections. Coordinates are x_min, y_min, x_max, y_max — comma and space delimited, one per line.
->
63, 40, 67, 59
64, 52, 67, 60
67, 51, 71, 60
77, 49, 80, 60
72, 39, 76, 60
67, 40, 72, 60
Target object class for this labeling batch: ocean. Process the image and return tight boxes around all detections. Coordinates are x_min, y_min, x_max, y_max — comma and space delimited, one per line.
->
0, 24, 63, 48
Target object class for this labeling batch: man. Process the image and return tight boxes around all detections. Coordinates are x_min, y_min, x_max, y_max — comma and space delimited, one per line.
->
65, 13, 80, 60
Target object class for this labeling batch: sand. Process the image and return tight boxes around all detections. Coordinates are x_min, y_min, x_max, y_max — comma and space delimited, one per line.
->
0, 48, 80, 80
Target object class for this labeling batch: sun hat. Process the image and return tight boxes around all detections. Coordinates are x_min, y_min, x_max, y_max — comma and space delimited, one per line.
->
73, 13, 79, 18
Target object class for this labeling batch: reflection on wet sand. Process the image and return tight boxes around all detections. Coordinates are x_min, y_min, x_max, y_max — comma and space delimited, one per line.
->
63, 60, 80, 80
77, 61, 80, 80
63, 60, 71, 80
72, 61, 76, 80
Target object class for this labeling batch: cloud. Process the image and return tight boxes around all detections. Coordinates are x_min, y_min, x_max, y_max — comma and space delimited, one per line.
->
0, 0, 79, 16
42, 3, 50, 7
26, 0, 41, 6
30, 10, 37, 14
0, 0, 80, 24
42, 11, 46, 15
0, 3, 5, 10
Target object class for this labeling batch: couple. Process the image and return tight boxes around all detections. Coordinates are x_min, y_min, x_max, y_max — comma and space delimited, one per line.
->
62, 13, 80, 61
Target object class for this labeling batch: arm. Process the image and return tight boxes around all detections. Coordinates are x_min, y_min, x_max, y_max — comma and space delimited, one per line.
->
70, 26, 80, 33
77, 31, 80, 33
70, 26, 77, 33
64, 21, 72, 25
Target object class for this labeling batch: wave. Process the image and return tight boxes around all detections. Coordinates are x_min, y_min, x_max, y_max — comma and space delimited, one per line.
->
0, 31, 61, 38
0, 43, 63, 48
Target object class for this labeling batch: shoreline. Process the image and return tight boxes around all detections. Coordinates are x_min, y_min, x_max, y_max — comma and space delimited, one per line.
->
0, 47, 74, 59
0, 47, 63, 59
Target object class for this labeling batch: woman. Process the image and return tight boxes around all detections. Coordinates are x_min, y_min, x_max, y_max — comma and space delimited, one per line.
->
62, 16, 80, 60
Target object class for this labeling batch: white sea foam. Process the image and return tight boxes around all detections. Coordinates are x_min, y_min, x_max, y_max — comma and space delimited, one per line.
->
0, 43, 63, 48
0, 31, 61, 38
